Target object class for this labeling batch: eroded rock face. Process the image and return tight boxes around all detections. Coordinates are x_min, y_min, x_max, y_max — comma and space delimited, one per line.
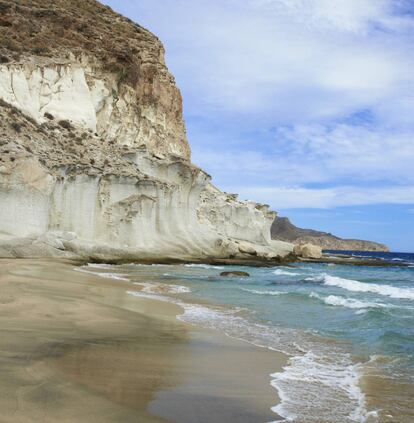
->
198, 186, 275, 245
0, 0, 293, 262
0, 146, 287, 261
0, 60, 189, 159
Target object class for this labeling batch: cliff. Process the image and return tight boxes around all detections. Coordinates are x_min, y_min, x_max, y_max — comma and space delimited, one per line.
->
271, 217, 389, 252
0, 0, 293, 262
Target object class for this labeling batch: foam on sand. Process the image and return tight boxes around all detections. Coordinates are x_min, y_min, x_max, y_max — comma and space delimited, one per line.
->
86, 263, 116, 269
133, 281, 191, 294
271, 351, 368, 423
126, 287, 371, 423
74, 266, 130, 281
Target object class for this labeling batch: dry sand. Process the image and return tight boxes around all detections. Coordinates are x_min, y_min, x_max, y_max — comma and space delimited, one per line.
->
0, 259, 287, 423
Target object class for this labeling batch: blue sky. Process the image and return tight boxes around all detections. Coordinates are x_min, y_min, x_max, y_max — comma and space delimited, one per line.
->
102, 0, 414, 252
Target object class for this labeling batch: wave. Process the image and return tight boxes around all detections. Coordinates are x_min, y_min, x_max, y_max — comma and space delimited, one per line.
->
87, 263, 116, 269
179, 302, 369, 423
97, 273, 130, 281
271, 351, 367, 423
132, 281, 191, 294
75, 267, 130, 281
310, 292, 391, 310
240, 288, 286, 296
273, 269, 301, 276
126, 288, 370, 423
124, 263, 171, 267
128, 290, 313, 357
307, 274, 414, 300
184, 263, 224, 269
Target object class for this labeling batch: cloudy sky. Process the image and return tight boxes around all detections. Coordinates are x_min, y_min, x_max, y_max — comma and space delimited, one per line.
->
102, 0, 414, 251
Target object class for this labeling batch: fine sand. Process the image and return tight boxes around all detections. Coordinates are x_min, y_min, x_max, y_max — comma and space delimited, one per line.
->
0, 259, 287, 423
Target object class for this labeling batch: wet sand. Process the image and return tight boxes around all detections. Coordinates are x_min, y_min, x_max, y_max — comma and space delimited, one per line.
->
0, 259, 286, 422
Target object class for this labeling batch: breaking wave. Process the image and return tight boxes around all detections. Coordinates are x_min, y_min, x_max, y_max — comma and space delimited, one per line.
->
240, 288, 286, 296
273, 269, 301, 276
306, 274, 414, 300
184, 263, 224, 269
310, 292, 392, 310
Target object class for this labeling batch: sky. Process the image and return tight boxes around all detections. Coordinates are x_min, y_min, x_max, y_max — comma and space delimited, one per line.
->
102, 0, 414, 252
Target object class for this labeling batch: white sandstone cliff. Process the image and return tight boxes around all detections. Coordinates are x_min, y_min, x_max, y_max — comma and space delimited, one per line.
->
0, 1, 293, 263
0, 61, 291, 262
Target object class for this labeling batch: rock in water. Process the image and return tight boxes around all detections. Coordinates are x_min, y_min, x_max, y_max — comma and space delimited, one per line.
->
0, 0, 294, 262
293, 243, 323, 259
220, 271, 250, 277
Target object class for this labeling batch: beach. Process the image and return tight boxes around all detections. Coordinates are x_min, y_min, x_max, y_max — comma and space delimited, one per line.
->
0, 259, 286, 423
79, 257, 413, 423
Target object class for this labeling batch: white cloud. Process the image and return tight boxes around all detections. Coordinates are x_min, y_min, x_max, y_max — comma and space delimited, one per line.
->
103, 0, 414, 210
230, 185, 414, 209
104, 0, 414, 124
192, 122, 414, 188
252, 0, 399, 33
272, 123, 414, 184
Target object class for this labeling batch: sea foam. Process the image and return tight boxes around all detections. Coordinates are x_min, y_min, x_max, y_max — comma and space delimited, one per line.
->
87, 263, 116, 269
75, 267, 130, 281
240, 288, 286, 296
133, 281, 191, 294
126, 287, 369, 423
307, 274, 414, 300
271, 351, 367, 423
184, 263, 224, 269
273, 269, 301, 276
310, 292, 391, 310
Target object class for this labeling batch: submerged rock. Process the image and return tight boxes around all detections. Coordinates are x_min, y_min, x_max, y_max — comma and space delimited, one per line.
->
220, 271, 250, 277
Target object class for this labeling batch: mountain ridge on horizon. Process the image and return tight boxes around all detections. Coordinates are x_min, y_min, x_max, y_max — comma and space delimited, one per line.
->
271, 216, 389, 252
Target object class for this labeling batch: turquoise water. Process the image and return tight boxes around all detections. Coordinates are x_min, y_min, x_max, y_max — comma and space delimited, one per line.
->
79, 254, 414, 422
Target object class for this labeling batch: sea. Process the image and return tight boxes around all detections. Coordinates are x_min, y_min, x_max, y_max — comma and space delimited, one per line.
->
77, 251, 414, 423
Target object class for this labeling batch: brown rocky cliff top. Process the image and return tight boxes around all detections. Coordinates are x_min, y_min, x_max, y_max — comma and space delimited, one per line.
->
0, 0, 190, 159
0, 0, 163, 82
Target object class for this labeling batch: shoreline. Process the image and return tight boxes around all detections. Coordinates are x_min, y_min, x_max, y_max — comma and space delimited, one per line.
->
0, 258, 287, 422
1, 239, 408, 269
